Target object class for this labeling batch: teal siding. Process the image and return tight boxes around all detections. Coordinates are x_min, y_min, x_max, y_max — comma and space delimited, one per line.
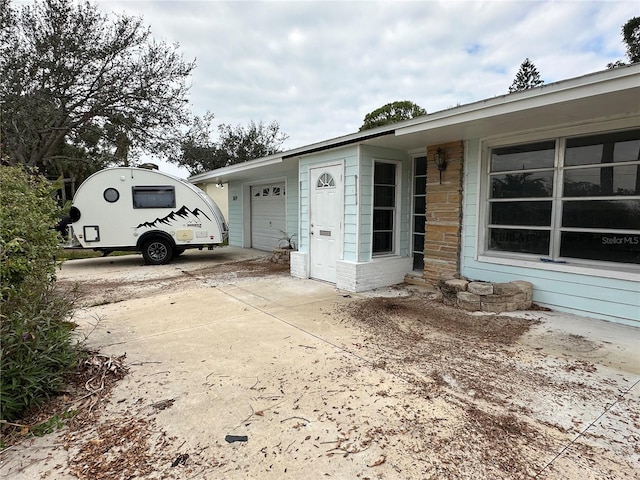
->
461, 140, 480, 271
461, 139, 640, 326
462, 263, 640, 325
360, 145, 411, 261
399, 155, 412, 258
343, 152, 360, 262
226, 168, 298, 249
359, 160, 373, 262
285, 178, 299, 247
298, 146, 358, 258
299, 166, 309, 253
296, 144, 410, 264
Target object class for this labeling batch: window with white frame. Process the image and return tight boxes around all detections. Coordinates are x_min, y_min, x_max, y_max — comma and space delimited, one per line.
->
485, 128, 640, 265
373, 161, 397, 254
412, 156, 427, 270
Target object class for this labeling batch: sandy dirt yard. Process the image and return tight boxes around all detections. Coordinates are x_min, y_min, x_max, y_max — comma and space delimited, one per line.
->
1, 250, 638, 480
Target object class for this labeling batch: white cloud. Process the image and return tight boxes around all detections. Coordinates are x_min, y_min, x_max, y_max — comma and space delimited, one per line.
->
93, 0, 636, 177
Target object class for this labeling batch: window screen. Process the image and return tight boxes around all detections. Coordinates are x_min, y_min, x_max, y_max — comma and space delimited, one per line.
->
132, 186, 176, 209
373, 162, 397, 254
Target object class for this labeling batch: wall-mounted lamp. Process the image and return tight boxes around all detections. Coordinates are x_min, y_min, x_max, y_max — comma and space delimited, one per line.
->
434, 147, 447, 184
215, 181, 224, 189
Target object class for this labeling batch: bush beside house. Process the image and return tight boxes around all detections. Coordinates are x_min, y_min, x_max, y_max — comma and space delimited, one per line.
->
0, 165, 82, 422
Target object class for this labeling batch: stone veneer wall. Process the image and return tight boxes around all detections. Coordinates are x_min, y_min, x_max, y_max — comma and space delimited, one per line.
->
422, 141, 464, 285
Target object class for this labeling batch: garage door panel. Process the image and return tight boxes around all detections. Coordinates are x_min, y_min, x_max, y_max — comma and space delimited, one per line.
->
251, 184, 286, 251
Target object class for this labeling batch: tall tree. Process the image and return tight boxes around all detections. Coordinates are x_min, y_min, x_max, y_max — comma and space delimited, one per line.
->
359, 101, 426, 131
0, 0, 195, 183
508, 58, 544, 93
624, 16, 640, 63
170, 115, 289, 175
607, 16, 640, 68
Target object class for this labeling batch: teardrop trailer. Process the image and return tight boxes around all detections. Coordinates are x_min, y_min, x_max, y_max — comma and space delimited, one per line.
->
64, 166, 228, 264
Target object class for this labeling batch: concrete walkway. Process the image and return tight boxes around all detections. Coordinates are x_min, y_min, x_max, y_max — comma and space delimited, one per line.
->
1, 247, 639, 479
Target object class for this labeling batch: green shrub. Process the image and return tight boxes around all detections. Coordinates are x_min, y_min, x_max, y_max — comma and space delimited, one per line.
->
0, 165, 82, 421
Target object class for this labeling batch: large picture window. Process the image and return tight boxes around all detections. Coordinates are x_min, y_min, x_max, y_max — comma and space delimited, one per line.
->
132, 186, 176, 209
373, 161, 397, 254
486, 129, 640, 265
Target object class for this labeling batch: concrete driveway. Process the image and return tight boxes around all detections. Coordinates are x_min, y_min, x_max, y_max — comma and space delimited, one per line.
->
1, 247, 639, 479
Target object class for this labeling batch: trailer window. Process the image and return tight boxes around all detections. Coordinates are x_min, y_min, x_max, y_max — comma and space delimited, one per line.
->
132, 186, 176, 209
104, 188, 120, 203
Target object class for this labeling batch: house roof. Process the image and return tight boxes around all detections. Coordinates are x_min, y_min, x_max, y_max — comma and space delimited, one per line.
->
189, 64, 640, 185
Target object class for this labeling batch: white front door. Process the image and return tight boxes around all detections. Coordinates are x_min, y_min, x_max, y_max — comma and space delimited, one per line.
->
309, 164, 343, 283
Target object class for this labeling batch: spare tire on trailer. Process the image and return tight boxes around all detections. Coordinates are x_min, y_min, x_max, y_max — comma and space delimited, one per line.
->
142, 237, 173, 265
69, 206, 81, 222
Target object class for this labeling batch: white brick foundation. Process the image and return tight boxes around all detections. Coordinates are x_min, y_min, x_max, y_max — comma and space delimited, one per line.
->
290, 252, 411, 293
290, 251, 308, 279
336, 256, 412, 292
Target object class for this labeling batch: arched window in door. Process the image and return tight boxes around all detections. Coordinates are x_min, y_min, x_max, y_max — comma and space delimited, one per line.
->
316, 173, 335, 188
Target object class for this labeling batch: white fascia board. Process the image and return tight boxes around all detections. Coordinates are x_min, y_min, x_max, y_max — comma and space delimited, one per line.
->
188, 155, 284, 184
395, 65, 640, 137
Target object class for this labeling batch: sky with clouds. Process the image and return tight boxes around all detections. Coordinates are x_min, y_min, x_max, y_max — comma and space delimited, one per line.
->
93, 0, 637, 177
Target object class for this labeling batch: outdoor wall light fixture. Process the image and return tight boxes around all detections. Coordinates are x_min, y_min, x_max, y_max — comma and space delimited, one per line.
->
434, 147, 447, 184
215, 181, 224, 189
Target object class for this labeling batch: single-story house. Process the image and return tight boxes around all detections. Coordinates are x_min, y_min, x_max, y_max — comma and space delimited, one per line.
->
190, 64, 640, 327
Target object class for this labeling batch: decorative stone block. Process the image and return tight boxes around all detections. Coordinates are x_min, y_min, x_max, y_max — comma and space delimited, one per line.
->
438, 272, 458, 283
481, 301, 507, 313
437, 275, 468, 304
481, 294, 510, 303
270, 248, 291, 265
512, 281, 533, 301
445, 279, 469, 292
513, 292, 529, 309
458, 291, 481, 311
457, 291, 480, 302
493, 282, 520, 295
468, 282, 494, 295
458, 299, 481, 311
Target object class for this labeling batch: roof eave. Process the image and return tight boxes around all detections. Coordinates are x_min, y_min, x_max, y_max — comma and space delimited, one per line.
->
190, 64, 640, 184
396, 64, 640, 138
188, 154, 284, 183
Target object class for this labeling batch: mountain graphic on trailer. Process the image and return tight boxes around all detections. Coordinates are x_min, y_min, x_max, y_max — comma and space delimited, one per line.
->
135, 205, 211, 229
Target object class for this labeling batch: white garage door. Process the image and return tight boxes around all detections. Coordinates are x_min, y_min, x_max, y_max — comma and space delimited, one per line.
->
251, 183, 286, 251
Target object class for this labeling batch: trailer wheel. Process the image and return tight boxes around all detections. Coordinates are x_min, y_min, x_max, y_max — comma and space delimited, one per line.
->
142, 238, 173, 265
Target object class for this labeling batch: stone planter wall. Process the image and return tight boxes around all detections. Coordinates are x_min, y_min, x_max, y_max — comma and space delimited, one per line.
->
270, 248, 292, 265
439, 278, 533, 313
